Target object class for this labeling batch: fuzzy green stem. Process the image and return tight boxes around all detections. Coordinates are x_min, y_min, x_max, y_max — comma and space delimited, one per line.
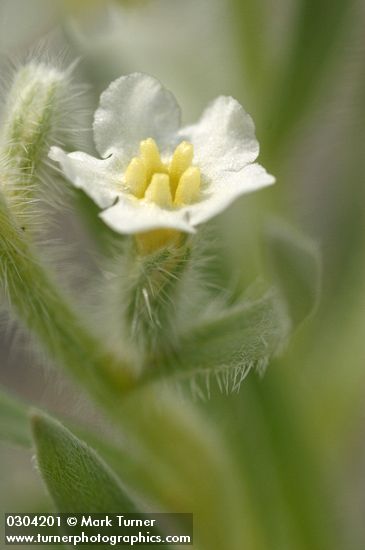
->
0, 194, 136, 400
0, 62, 138, 400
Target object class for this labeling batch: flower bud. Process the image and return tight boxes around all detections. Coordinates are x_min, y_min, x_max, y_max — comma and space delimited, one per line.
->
0, 62, 73, 219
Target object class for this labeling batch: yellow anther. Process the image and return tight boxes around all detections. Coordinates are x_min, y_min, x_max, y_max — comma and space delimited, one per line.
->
140, 138, 166, 180
124, 157, 147, 198
174, 166, 201, 206
144, 173, 172, 207
169, 141, 194, 194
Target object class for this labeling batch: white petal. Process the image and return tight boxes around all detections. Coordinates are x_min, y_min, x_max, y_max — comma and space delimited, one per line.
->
180, 96, 259, 176
93, 73, 181, 160
100, 196, 195, 234
49, 146, 121, 209
184, 163, 275, 226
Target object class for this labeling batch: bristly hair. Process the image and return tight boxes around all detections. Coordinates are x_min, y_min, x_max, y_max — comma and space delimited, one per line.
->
0, 42, 91, 239
0, 44, 105, 380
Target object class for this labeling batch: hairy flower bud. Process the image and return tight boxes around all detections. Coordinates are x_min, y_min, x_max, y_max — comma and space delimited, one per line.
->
0, 62, 74, 222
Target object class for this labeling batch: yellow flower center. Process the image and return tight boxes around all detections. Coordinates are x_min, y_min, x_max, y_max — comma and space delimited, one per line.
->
124, 138, 201, 207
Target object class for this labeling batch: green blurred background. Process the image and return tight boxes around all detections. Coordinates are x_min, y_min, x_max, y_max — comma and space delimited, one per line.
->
0, 0, 364, 548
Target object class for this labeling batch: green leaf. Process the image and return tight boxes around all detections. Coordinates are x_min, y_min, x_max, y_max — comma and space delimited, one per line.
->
154, 290, 290, 387
264, 220, 321, 327
230, 0, 266, 100
266, 0, 354, 157
30, 411, 136, 513
0, 387, 143, 505
0, 387, 31, 447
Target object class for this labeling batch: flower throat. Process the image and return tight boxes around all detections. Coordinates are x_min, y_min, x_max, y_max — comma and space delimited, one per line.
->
124, 138, 201, 207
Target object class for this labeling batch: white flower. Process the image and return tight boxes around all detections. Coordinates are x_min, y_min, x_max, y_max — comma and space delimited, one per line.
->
49, 72, 274, 236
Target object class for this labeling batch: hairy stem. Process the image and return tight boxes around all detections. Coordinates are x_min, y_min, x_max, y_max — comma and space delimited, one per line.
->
0, 194, 136, 400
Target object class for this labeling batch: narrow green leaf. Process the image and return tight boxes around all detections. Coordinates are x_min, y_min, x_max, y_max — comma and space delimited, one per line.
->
30, 411, 136, 513
264, 220, 321, 327
154, 290, 290, 386
0, 387, 141, 503
230, 0, 266, 100
266, 0, 354, 157
0, 387, 31, 447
